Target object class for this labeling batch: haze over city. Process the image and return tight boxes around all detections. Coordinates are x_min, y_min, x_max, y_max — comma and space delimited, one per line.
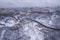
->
0, 0, 60, 8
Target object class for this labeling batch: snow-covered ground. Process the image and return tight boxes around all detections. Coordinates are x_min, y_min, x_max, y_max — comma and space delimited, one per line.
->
0, 10, 60, 40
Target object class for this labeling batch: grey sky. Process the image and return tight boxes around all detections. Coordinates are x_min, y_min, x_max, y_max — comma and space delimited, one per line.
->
0, 0, 60, 8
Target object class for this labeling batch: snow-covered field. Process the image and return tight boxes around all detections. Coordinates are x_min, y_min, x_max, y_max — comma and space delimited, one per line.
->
0, 8, 60, 40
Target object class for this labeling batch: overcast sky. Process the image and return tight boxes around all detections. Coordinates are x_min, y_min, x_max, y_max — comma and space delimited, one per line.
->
0, 0, 60, 8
